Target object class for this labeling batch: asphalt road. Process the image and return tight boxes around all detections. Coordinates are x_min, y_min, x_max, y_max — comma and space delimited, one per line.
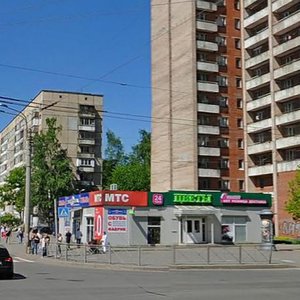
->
1, 256, 300, 300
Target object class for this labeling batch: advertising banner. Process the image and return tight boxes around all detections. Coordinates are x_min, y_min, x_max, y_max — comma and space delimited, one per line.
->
94, 207, 104, 240
58, 193, 90, 208
107, 209, 127, 233
89, 191, 148, 207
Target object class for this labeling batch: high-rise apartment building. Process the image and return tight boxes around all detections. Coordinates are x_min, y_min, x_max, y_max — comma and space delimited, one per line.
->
0, 90, 103, 190
151, 0, 244, 192
241, 0, 300, 235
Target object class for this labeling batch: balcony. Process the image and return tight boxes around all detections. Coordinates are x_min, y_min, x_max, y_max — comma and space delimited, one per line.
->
248, 164, 273, 176
198, 147, 220, 156
276, 110, 300, 126
272, 0, 298, 13
196, 0, 217, 11
77, 166, 95, 173
197, 40, 218, 52
277, 159, 300, 172
197, 81, 219, 93
244, 28, 269, 49
244, 0, 262, 8
77, 153, 95, 159
244, 6, 269, 29
79, 111, 96, 118
273, 36, 300, 57
197, 20, 218, 32
274, 59, 300, 80
78, 138, 95, 145
246, 94, 271, 111
245, 50, 269, 69
275, 84, 300, 102
198, 125, 220, 135
197, 61, 218, 73
246, 73, 270, 90
198, 168, 220, 178
247, 141, 273, 155
247, 118, 272, 134
273, 11, 300, 35
78, 125, 95, 132
198, 103, 219, 114
276, 135, 300, 149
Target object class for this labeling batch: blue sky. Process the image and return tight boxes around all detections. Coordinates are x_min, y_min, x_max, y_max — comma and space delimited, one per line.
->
0, 0, 151, 153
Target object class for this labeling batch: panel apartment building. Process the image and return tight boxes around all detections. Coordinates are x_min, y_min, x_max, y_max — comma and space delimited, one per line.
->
0, 90, 103, 190
241, 0, 300, 235
151, 0, 244, 192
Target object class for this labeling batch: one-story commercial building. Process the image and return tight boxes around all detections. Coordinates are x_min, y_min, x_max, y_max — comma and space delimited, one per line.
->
58, 190, 272, 245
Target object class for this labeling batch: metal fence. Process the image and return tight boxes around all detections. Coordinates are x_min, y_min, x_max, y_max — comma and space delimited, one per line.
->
46, 243, 273, 267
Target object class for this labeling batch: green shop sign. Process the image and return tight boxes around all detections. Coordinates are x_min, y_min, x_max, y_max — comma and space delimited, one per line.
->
173, 193, 212, 204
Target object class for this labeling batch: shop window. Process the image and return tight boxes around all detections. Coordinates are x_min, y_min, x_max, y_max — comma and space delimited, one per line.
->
222, 216, 247, 243
147, 217, 161, 245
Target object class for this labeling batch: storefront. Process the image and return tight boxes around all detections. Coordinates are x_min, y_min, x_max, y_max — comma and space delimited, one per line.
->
58, 190, 271, 245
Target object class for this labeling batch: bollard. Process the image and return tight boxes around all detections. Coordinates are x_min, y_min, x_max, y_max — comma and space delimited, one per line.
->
138, 246, 142, 266
83, 244, 87, 263
239, 245, 242, 264
207, 245, 210, 264
109, 244, 112, 264
172, 244, 176, 265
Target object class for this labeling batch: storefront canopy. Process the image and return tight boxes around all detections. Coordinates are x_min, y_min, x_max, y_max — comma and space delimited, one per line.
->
174, 205, 219, 217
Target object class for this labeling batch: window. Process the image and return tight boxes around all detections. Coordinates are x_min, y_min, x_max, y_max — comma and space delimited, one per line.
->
220, 158, 229, 169
283, 79, 293, 89
284, 102, 294, 113
237, 118, 243, 128
219, 180, 230, 190
216, 36, 226, 46
199, 158, 210, 168
80, 118, 95, 126
217, 55, 227, 66
198, 53, 207, 61
218, 138, 229, 148
198, 33, 207, 41
234, 0, 240, 10
217, 16, 226, 27
219, 96, 228, 107
200, 179, 210, 189
222, 216, 247, 243
236, 78, 242, 88
286, 127, 295, 136
199, 136, 209, 147
148, 217, 161, 245
235, 39, 241, 49
238, 139, 244, 149
219, 117, 228, 127
217, 76, 228, 87
237, 98, 243, 108
235, 19, 241, 30
238, 159, 244, 169
79, 158, 95, 166
198, 73, 209, 81
239, 180, 244, 191
236, 58, 241, 68
253, 46, 262, 56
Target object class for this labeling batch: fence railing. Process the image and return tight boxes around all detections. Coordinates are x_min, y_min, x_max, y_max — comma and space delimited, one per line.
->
45, 243, 273, 267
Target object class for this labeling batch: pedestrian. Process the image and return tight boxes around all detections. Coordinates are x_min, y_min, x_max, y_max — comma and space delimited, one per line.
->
57, 233, 63, 256
41, 234, 50, 257
17, 227, 24, 244
32, 232, 40, 255
65, 229, 72, 249
75, 228, 82, 247
100, 231, 108, 253
5, 227, 12, 244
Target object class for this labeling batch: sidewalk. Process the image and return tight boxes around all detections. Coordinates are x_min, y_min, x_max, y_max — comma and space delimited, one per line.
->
4, 240, 300, 271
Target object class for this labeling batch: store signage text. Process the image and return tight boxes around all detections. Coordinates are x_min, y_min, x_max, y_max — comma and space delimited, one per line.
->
107, 209, 127, 232
95, 193, 129, 204
173, 193, 213, 204
220, 193, 267, 205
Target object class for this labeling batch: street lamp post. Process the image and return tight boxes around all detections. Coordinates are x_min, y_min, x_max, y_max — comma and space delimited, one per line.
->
0, 105, 32, 253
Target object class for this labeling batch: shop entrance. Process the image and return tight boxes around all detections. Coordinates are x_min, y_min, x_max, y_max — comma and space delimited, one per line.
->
182, 218, 206, 244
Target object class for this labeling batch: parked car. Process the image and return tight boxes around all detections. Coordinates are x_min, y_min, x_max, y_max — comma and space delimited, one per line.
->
0, 245, 14, 279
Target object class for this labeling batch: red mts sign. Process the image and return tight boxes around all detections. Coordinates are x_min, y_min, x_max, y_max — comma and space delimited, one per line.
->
89, 191, 148, 207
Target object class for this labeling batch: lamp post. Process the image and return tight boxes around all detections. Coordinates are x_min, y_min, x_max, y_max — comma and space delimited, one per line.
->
0, 105, 32, 253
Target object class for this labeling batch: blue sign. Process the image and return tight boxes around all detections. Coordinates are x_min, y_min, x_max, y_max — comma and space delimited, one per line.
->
108, 208, 127, 215
58, 207, 70, 218
58, 193, 90, 208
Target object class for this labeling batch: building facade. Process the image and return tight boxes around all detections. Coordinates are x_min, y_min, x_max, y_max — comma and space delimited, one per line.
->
151, 0, 244, 192
0, 90, 103, 190
241, 0, 300, 236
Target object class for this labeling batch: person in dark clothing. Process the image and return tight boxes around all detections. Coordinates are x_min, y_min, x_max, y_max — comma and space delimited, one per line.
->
65, 230, 72, 249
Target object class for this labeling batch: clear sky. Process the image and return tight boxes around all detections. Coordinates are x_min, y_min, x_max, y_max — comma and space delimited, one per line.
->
0, 0, 151, 154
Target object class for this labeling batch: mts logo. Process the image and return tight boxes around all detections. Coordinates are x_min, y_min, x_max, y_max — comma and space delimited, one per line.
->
94, 193, 129, 203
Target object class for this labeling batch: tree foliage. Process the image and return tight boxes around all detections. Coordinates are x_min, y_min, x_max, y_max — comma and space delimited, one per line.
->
110, 130, 151, 191
0, 213, 21, 227
0, 167, 25, 216
31, 118, 75, 223
286, 167, 300, 220
102, 130, 126, 189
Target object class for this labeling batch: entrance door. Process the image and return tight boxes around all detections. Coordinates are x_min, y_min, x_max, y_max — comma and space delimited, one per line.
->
183, 218, 206, 244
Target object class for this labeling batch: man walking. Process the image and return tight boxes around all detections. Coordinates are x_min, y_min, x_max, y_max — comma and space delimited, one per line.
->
65, 229, 72, 250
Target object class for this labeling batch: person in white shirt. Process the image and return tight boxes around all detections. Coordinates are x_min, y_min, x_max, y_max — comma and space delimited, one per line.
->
101, 231, 108, 253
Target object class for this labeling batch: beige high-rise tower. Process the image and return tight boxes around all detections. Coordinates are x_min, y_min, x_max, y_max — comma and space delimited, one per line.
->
0, 90, 103, 190
151, 0, 244, 192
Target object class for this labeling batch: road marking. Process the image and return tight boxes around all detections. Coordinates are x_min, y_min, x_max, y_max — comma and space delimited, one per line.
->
14, 257, 35, 263
281, 260, 295, 263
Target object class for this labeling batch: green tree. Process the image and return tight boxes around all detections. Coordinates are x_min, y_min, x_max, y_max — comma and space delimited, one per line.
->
286, 167, 300, 220
31, 118, 75, 223
0, 213, 21, 227
102, 130, 126, 189
111, 130, 151, 191
0, 167, 25, 217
